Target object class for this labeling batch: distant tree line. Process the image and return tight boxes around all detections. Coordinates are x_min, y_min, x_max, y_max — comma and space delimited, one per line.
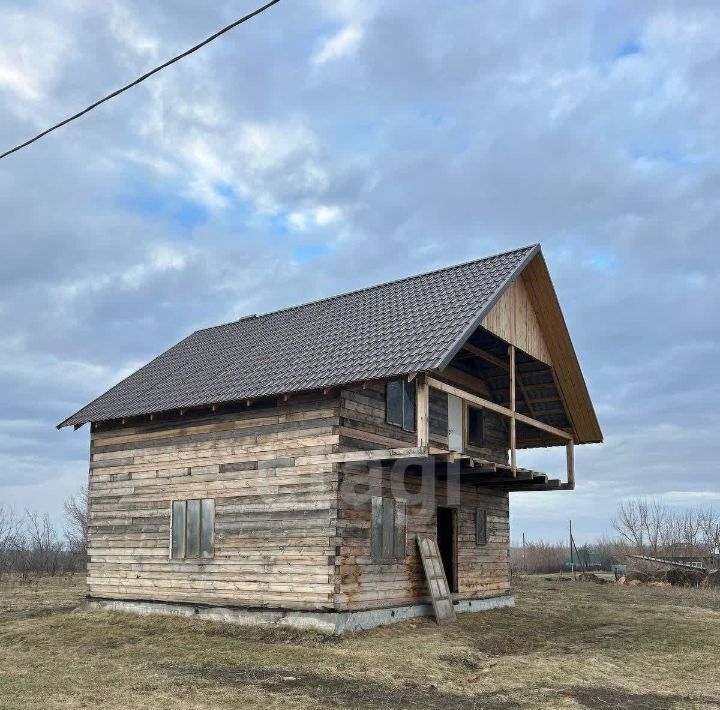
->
0, 487, 87, 579
512, 498, 720, 575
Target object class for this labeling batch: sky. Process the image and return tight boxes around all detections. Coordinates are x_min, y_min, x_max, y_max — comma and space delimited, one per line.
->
0, 0, 718, 544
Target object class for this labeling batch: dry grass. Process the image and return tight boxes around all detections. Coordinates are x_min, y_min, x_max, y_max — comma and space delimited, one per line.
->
1, 575, 719, 709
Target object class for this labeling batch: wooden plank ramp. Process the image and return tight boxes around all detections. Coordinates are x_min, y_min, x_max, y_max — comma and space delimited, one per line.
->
416, 535, 456, 625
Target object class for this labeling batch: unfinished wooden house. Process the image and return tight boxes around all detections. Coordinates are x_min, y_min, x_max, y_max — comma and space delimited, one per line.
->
59, 244, 601, 633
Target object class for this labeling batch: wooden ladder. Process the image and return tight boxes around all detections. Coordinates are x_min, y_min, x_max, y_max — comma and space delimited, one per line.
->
416, 535, 457, 625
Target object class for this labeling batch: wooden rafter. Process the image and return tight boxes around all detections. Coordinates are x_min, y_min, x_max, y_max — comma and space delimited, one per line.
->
461, 342, 542, 421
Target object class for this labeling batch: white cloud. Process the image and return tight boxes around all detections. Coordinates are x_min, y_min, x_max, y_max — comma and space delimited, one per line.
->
0, 9, 69, 105
120, 245, 188, 289
108, 1, 160, 59
288, 204, 342, 232
312, 25, 364, 66
314, 205, 341, 225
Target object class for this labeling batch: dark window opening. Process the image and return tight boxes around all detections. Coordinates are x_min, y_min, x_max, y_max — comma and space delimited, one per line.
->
386, 379, 416, 432
467, 405, 485, 447
475, 508, 488, 546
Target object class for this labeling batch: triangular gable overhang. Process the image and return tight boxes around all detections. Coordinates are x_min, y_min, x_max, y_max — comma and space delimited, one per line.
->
434, 246, 602, 445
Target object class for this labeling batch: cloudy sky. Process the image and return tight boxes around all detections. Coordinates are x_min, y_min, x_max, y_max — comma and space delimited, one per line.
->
0, 0, 718, 543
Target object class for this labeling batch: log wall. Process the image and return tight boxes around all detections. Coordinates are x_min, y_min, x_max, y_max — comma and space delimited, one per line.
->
335, 381, 511, 610
86, 393, 341, 610
85, 380, 512, 613
336, 463, 510, 610
338, 382, 449, 452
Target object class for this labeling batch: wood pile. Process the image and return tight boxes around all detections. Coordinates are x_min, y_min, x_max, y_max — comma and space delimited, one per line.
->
616, 568, 710, 588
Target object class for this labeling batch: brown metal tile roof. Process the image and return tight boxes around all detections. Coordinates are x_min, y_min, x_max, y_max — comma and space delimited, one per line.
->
59, 245, 539, 427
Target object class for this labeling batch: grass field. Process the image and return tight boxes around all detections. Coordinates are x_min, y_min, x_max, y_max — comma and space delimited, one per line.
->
1, 575, 719, 710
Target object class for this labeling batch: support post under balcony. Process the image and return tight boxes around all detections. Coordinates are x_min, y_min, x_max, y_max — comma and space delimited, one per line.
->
566, 439, 575, 489
509, 345, 517, 476
416, 373, 430, 450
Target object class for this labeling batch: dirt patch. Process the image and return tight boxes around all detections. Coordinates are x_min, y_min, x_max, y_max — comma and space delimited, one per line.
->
189, 618, 342, 648
439, 650, 485, 670
578, 572, 609, 584
586, 624, 634, 641
170, 665, 522, 710
565, 685, 701, 709
0, 604, 80, 624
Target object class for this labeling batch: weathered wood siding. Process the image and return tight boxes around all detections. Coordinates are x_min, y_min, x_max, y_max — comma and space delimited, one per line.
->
86, 381, 512, 613
336, 463, 510, 610
339, 380, 508, 465
338, 382, 449, 452
481, 273, 552, 365
86, 393, 341, 610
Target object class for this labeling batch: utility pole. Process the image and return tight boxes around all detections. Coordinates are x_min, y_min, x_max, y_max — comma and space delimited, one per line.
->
522, 532, 526, 576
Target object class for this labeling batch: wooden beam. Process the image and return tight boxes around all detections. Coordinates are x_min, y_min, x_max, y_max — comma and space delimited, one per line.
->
462, 342, 541, 420
500, 481, 563, 491
509, 345, 517, 476
462, 343, 507, 370
467, 472, 534, 484
484, 368, 551, 382
566, 439, 575, 489
425, 376, 573, 441
299, 447, 429, 465
416, 374, 430, 449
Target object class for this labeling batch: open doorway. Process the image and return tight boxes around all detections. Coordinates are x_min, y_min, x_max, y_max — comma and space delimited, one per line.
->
436, 506, 458, 593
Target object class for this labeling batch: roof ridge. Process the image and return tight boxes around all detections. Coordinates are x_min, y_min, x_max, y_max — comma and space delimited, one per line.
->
198, 244, 539, 333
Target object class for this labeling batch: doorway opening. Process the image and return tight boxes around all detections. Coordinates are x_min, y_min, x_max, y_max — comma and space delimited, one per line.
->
436, 506, 458, 593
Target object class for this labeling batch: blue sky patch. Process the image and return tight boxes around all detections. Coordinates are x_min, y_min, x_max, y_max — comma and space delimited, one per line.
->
119, 182, 208, 229
615, 39, 641, 59
588, 250, 616, 273
292, 244, 329, 262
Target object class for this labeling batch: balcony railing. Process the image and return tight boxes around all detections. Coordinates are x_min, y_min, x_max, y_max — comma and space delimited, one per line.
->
415, 344, 575, 489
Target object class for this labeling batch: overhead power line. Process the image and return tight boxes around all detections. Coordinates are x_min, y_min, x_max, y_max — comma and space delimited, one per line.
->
0, 0, 282, 161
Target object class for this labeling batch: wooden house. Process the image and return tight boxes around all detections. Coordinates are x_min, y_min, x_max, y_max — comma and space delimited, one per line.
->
59, 244, 601, 633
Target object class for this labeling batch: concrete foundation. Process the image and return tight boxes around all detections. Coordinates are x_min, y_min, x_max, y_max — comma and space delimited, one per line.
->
86, 595, 515, 635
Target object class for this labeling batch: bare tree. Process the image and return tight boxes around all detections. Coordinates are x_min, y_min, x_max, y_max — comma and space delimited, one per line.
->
64, 487, 88, 571
510, 539, 567, 574
612, 498, 669, 557
24, 510, 63, 577
697, 507, 720, 555
613, 498, 720, 563
0, 505, 23, 579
